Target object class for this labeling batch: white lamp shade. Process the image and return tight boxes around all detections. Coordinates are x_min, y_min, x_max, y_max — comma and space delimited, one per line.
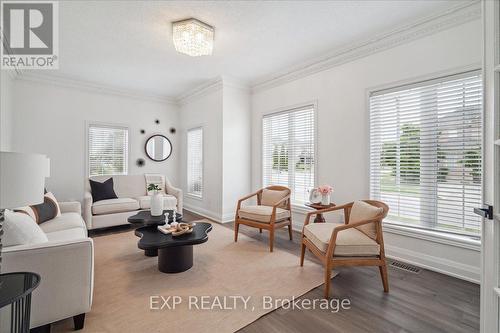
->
0, 152, 49, 208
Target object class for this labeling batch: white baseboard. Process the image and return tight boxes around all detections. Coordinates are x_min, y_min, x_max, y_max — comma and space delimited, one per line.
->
183, 203, 234, 224
221, 212, 234, 223
183, 203, 221, 222
385, 244, 480, 284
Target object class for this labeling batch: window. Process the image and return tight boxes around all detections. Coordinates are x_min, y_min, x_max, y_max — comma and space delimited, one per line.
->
370, 71, 482, 236
187, 127, 203, 198
88, 124, 129, 177
263, 105, 315, 204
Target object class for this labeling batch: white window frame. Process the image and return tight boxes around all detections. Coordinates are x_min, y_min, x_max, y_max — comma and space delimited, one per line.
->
86, 122, 129, 177
368, 68, 483, 240
186, 126, 204, 199
261, 102, 317, 206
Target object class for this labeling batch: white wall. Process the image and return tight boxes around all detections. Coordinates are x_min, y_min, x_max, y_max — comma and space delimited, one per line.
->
251, 20, 482, 282
179, 87, 224, 221
222, 85, 251, 220
11, 79, 179, 203
179, 80, 251, 222
0, 71, 14, 150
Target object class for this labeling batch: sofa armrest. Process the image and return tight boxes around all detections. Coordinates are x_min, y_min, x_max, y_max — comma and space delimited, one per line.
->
58, 201, 81, 215
83, 192, 93, 229
3, 238, 94, 328
165, 179, 183, 213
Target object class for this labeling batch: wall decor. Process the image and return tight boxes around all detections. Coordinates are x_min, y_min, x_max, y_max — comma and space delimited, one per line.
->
136, 158, 145, 167
145, 135, 172, 161
170, 127, 176, 134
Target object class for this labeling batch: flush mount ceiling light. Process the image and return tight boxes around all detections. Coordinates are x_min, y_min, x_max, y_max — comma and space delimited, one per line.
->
172, 18, 214, 57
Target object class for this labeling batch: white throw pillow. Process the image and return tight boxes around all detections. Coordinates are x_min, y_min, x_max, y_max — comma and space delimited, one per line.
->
145, 174, 166, 196
2, 209, 48, 247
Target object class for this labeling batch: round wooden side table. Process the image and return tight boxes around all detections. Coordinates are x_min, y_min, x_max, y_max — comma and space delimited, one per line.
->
305, 203, 336, 223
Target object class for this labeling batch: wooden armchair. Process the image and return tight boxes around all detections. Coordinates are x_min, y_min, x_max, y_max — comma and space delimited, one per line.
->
300, 200, 389, 298
234, 186, 293, 252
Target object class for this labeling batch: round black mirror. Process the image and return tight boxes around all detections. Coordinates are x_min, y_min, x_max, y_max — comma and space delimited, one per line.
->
145, 135, 172, 161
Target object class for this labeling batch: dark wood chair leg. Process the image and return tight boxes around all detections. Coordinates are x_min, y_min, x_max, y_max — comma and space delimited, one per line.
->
234, 221, 239, 242
300, 243, 306, 266
259, 228, 262, 233
287, 224, 293, 240
30, 324, 51, 333
269, 228, 274, 252
73, 313, 86, 330
324, 264, 332, 299
379, 264, 389, 292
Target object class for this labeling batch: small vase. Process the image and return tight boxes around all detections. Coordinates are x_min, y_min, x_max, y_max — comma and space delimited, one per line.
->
151, 192, 163, 216
321, 193, 330, 205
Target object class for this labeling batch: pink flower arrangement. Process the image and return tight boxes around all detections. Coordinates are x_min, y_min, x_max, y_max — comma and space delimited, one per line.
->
317, 185, 333, 195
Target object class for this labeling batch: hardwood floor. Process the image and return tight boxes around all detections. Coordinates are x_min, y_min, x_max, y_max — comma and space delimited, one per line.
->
90, 210, 480, 333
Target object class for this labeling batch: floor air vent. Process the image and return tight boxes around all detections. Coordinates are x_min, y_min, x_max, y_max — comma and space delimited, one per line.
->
389, 260, 421, 274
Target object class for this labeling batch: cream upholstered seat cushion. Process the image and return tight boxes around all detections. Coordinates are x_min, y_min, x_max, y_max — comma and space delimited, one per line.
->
261, 189, 288, 207
135, 195, 177, 210
238, 205, 290, 223
92, 198, 140, 215
39, 213, 87, 233
303, 223, 380, 256
45, 227, 88, 242
349, 201, 383, 239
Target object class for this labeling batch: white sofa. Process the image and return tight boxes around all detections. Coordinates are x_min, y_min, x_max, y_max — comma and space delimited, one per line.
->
83, 174, 183, 230
3, 201, 93, 331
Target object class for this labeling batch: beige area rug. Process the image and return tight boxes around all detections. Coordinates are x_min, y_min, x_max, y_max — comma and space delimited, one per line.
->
53, 221, 331, 333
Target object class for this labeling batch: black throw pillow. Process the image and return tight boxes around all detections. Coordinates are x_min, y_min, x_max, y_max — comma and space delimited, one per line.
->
89, 178, 118, 202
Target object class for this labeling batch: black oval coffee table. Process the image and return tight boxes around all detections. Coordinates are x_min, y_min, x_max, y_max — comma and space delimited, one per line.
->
128, 210, 183, 256
128, 210, 182, 226
134, 222, 212, 273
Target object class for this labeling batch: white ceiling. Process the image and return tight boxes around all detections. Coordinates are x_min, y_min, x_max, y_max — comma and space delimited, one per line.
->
50, 0, 473, 98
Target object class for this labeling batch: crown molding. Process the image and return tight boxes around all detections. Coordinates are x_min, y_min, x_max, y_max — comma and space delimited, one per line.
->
11, 70, 251, 107
177, 75, 250, 105
177, 76, 224, 105
14, 71, 178, 105
220, 75, 250, 92
251, 0, 481, 93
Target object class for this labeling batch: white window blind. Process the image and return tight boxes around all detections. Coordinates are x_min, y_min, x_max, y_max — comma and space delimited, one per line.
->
370, 71, 482, 237
263, 105, 315, 204
88, 124, 129, 177
187, 127, 203, 197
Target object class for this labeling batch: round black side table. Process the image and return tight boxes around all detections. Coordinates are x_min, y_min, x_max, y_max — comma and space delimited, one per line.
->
0, 272, 40, 333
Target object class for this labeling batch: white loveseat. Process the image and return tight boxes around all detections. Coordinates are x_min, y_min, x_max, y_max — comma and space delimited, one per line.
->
83, 174, 183, 230
3, 202, 93, 330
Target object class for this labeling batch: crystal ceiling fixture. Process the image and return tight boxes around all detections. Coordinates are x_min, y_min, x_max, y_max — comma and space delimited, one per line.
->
172, 18, 214, 57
